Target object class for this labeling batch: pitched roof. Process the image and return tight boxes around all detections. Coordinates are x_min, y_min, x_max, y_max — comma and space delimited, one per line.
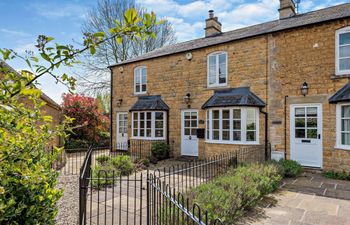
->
130, 95, 169, 111
329, 82, 350, 103
0, 60, 62, 110
110, 3, 350, 67
202, 87, 265, 109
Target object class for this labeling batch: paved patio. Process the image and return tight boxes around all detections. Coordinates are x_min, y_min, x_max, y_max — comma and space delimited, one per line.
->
240, 172, 350, 225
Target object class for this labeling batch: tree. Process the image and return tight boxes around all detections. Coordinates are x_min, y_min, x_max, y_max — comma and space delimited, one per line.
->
62, 93, 109, 146
76, 0, 177, 95
0, 8, 161, 224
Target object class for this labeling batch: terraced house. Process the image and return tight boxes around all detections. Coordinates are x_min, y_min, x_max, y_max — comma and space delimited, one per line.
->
110, 0, 350, 172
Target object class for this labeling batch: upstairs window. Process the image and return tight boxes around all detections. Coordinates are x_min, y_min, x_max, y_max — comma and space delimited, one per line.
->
134, 66, 147, 94
336, 27, 350, 75
207, 52, 227, 87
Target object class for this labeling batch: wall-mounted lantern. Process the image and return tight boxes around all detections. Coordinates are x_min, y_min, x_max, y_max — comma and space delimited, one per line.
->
301, 82, 309, 96
116, 98, 123, 107
184, 93, 191, 104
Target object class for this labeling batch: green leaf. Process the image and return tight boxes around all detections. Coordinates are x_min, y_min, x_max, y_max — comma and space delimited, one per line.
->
116, 36, 122, 45
90, 46, 96, 55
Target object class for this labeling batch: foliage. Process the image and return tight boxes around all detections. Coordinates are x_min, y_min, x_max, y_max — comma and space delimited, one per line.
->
110, 155, 134, 176
91, 164, 120, 188
0, 7, 161, 224
276, 160, 303, 178
324, 170, 350, 181
64, 139, 90, 149
188, 164, 282, 224
151, 142, 169, 160
96, 155, 110, 166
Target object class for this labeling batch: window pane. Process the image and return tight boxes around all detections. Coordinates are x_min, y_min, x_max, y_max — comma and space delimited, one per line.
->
147, 112, 152, 120
133, 121, 138, 128
140, 129, 145, 136
146, 129, 152, 137
156, 121, 163, 129
222, 110, 229, 119
185, 120, 190, 127
222, 120, 230, 129
146, 121, 152, 129
135, 73, 141, 83
247, 131, 256, 141
246, 108, 256, 130
140, 113, 145, 120
340, 45, 350, 58
341, 132, 350, 145
295, 118, 305, 127
191, 112, 197, 119
233, 131, 241, 141
218, 54, 226, 84
133, 129, 138, 136
136, 85, 140, 93
340, 58, 350, 71
184, 112, 190, 120
295, 108, 305, 117
307, 107, 317, 117
222, 131, 230, 140
342, 119, 350, 132
191, 129, 197, 136
340, 32, 350, 45
342, 105, 350, 117
156, 112, 164, 120
209, 69, 216, 85
208, 55, 216, 66
233, 109, 241, 119
233, 120, 241, 130
295, 129, 305, 138
155, 129, 163, 137
185, 128, 190, 135
307, 129, 317, 139
142, 84, 147, 92
140, 121, 144, 128
213, 120, 219, 129
213, 130, 219, 140
307, 118, 317, 128
191, 120, 197, 127
213, 110, 219, 119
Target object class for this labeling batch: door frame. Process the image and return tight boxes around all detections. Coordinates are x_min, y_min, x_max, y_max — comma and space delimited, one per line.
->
290, 103, 323, 168
181, 109, 199, 157
116, 112, 128, 150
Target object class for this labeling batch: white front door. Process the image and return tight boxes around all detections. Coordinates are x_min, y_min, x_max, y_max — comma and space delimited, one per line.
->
117, 112, 128, 150
290, 104, 323, 168
181, 110, 199, 156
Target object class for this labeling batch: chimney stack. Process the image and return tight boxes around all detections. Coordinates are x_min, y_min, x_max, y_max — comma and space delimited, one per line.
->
205, 10, 222, 37
279, 0, 296, 19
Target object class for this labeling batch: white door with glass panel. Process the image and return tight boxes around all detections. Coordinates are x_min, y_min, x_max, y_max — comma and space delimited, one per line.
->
181, 110, 198, 156
290, 104, 322, 168
117, 112, 128, 150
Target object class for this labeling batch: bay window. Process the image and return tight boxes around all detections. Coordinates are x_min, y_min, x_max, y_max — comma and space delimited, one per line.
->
206, 107, 259, 144
132, 111, 166, 139
336, 103, 350, 149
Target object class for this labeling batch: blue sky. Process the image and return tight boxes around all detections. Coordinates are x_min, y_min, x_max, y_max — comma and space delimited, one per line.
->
0, 0, 348, 103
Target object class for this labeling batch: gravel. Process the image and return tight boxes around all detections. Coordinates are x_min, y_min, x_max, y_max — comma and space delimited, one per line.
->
55, 174, 79, 225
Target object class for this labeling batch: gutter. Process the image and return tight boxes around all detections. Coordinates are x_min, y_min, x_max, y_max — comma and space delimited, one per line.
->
259, 109, 269, 160
284, 95, 289, 158
109, 67, 114, 151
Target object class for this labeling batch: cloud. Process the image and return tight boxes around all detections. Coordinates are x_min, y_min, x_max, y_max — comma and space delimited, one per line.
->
0, 28, 31, 37
14, 43, 37, 54
29, 2, 89, 20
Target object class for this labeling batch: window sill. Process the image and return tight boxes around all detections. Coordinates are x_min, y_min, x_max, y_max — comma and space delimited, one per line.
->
330, 74, 350, 79
205, 140, 260, 145
134, 92, 148, 96
131, 137, 166, 141
207, 84, 228, 89
334, 145, 350, 151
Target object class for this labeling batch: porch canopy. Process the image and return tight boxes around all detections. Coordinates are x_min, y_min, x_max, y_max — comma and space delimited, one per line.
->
130, 95, 169, 111
202, 87, 265, 109
329, 82, 350, 103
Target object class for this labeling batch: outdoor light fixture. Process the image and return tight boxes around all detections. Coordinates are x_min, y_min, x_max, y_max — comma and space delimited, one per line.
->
301, 82, 309, 96
116, 98, 123, 107
184, 93, 191, 104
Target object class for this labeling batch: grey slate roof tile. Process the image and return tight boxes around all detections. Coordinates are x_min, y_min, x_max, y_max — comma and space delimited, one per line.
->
329, 82, 350, 103
201, 87, 266, 109
130, 95, 170, 111
110, 3, 350, 67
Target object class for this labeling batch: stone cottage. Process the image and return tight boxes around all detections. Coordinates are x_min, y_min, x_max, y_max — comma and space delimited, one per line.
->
109, 0, 350, 172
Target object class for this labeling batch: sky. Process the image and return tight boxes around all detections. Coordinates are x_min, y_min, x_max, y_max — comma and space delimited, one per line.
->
0, 0, 348, 104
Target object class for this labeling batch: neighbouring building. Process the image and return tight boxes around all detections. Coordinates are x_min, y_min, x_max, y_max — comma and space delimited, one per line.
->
110, 0, 350, 172
0, 60, 62, 148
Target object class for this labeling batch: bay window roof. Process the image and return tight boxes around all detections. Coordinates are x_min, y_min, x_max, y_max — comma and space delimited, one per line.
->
329, 82, 350, 103
130, 95, 169, 111
202, 87, 265, 109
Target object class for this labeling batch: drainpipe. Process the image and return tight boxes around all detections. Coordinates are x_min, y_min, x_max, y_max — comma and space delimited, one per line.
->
284, 95, 289, 158
259, 109, 268, 160
109, 67, 114, 152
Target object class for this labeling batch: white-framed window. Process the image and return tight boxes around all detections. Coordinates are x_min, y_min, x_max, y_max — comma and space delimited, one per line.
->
207, 51, 227, 87
206, 107, 259, 144
336, 103, 350, 150
132, 111, 166, 140
336, 27, 350, 75
134, 66, 147, 94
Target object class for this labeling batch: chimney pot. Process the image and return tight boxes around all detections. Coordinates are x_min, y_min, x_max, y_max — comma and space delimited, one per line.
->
279, 0, 296, 19
209, 10, 214, 18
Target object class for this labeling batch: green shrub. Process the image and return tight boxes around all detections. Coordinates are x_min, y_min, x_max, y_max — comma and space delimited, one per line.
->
277, 160, 303, 178
151, 142, 169, 160
142, 158, 150, 167
110, 155, 134, 176
96, 155, 110, 166
91, 164, 120, 188
188, 164, 282, 224
324, 170, 350, 180
64, 139, 89, 149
